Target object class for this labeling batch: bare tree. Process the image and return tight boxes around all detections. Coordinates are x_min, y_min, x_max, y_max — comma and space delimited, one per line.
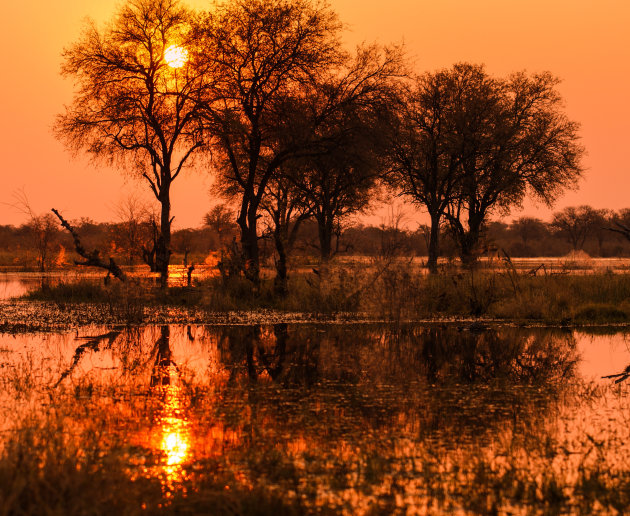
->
111, 194, 154, 266
10, 190, 58, 272
551, 205, 601, 251
261, 172, 313, 295
442, 64, 584, 266
51, 209, 127, 282
191, 0, 344, 285
55, 0, 206, 287
280, 46, 404, 263
384, 71, 463, 273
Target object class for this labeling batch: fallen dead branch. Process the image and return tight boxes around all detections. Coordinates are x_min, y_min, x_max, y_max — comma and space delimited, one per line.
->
51, 208, 127, 282
603, 364, 630, 384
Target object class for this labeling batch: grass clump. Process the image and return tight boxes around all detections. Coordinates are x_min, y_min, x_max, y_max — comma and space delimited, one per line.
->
571, 303, 629, 324
26, 279, 110, 303
19, 264, 630, 325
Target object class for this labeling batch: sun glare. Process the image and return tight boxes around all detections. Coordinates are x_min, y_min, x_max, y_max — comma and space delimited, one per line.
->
164, 45, 188, 69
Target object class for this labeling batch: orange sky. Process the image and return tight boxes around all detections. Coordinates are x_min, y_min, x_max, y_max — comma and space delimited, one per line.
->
1, 0, 629, 229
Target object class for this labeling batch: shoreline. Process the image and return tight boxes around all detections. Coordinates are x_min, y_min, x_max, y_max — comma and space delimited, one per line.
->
3, 299, 630, 333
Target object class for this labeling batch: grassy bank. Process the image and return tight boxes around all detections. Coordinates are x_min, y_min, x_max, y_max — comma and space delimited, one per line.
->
21, 263, 630, 325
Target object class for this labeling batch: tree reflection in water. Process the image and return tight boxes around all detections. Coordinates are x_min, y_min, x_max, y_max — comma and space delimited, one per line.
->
218, 323, 320, 387
43, 322, 619, 513
198, 323, 578, 482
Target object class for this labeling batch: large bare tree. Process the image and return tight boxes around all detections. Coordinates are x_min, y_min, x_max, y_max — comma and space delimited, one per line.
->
55, 0, 207, 286
387, 64, 583, 269
285, 100, 384, 263
446, 65, 584, 265
384, 71, 463, 273
191, 0, 345, 285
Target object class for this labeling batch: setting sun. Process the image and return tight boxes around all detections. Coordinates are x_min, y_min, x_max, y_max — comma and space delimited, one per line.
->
164, 44, 188, 68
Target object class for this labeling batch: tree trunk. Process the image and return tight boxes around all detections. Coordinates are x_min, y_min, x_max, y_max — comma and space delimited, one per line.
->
427, 212, 441, 274
451, 209, 483, 269
459, 228, 481, 268
156, 184, 172, 289
238, 207, 260, 286
318, 215, 334, 263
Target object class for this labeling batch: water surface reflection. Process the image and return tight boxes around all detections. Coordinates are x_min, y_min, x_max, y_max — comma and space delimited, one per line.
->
149, 326, 191, 487
0, 323, 629, 513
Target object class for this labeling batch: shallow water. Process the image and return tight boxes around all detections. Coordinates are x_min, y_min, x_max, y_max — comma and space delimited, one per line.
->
0, 273, 40, 299
0, 267, 216, 301
0, 324, 629, 513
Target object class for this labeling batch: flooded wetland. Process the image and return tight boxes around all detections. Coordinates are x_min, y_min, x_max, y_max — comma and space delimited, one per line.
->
3, 0, 629, 512
1, 321, 629, 514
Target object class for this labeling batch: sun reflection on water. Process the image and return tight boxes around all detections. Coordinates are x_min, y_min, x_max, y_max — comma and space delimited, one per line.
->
152, 367, 191, 486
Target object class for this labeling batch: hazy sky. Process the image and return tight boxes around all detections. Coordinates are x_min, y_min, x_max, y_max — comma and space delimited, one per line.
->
1, 0, 628, 229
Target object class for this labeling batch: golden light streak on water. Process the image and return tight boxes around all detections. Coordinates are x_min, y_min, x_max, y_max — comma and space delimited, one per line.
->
153, 368, 191, 486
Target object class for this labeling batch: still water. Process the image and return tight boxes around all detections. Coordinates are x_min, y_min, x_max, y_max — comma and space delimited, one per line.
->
0, 273, 41, 299
0, 324, 629, 513
0, 267, 216, 300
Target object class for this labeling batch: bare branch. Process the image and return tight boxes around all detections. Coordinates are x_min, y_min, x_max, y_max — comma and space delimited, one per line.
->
51, 208, 127, 282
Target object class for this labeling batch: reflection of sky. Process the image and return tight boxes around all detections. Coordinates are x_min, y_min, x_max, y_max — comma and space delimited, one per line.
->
575, 331, 630, 381
0, 277, 32, 299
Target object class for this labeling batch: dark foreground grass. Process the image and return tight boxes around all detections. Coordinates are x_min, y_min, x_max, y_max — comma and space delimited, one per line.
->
22, 264, 630, 325
0, 429, 300, 516
2, 386, 629, 516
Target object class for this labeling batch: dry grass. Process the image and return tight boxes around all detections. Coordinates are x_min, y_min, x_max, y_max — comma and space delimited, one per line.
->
20, 259, 630, 325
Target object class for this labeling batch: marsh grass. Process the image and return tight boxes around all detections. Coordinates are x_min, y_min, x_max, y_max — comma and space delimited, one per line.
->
365, 267, 630, 323
3, 409, 629, 515
486, 273, 630, 323
0, 418, 301, 516
0, 384, 630, 515
20, 262, 630, 324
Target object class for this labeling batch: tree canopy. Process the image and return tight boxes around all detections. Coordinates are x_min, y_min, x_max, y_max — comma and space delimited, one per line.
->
388, 63, 584, 268
55, 0, 206, 285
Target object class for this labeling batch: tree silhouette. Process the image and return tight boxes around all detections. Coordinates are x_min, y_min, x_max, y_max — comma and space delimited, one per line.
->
385, 70, 463, 273
190, 0, 343, 285
551, 205, 601, 251
444, 64, 584, 266
260, 172, 313, 295
276, 45, 404, 264
194, 1, 402, 284
55, 0, 206, 287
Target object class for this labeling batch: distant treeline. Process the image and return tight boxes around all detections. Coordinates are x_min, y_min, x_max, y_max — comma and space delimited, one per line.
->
2, 205, 630, 271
